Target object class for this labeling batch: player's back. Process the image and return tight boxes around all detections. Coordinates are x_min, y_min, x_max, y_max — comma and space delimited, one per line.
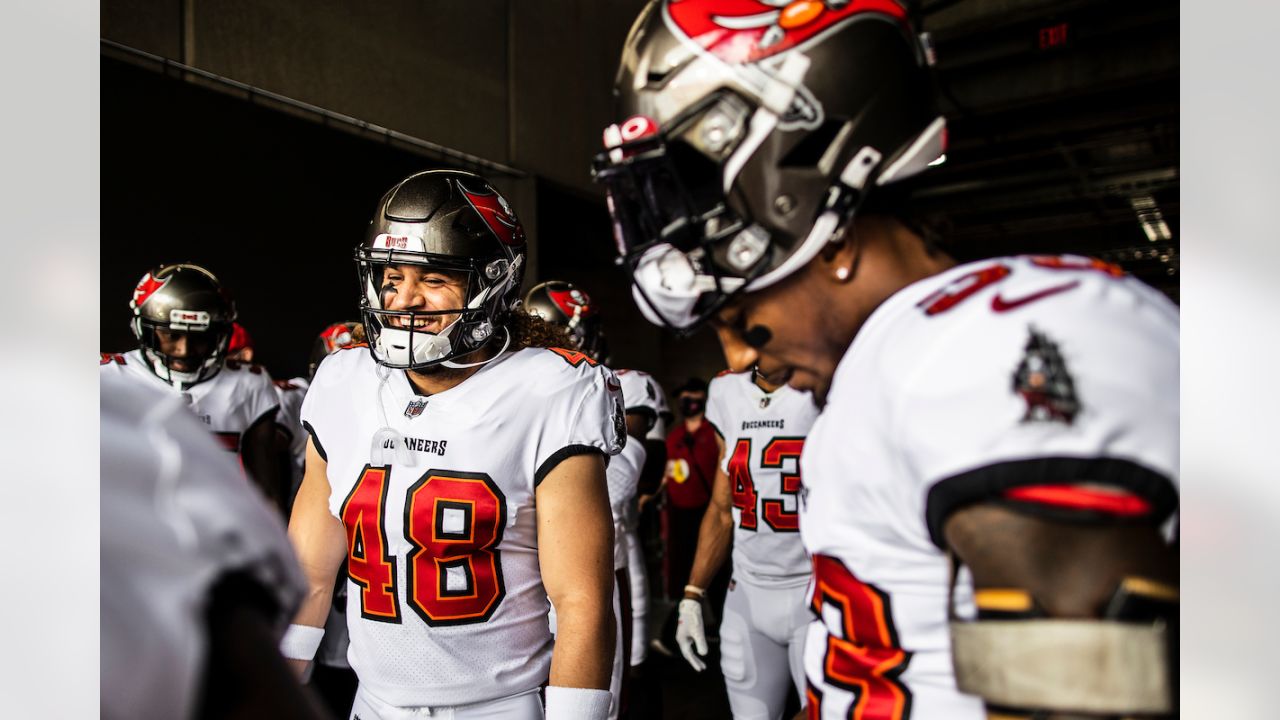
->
706, 371, 817, 585
801, 255, 1178, 719
302, 345, 624, 707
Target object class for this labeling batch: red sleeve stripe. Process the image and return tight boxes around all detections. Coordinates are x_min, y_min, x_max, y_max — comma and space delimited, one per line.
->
1002, 484, 1153, 516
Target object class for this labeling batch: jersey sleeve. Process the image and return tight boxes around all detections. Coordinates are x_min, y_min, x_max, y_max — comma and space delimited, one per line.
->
298, 354, 341, 462
241, 365, 282, 431
532, 351, 627, 486
894, 275, 1180, 548
605, 438, 647, 522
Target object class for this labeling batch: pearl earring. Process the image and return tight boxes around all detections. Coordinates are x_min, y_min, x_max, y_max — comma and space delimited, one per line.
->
836, 266, 850, 281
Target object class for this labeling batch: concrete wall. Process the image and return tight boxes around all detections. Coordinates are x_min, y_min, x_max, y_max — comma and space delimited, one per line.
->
102, 0, 647, 195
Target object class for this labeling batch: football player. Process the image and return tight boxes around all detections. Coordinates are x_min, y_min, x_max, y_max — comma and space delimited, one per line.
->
283, 170, 623, 720
594, 3, 1179, 718
675, 366, 818, 719
523, 279, 670, 718
101, 371, 323, 720
102, 263, 289, 510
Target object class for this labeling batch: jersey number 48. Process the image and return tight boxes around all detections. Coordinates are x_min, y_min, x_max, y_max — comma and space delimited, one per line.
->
341, 465, 507, 626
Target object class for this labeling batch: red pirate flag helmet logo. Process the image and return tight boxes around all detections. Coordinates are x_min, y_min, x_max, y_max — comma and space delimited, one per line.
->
461, 187, 526, 247
318, 322, 355, 354
547, 286, 595, 320
130, 271, 170, 310
664, 0, 909, 66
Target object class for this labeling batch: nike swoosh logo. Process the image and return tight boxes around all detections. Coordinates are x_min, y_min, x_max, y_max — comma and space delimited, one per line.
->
991, 280, 1080, 312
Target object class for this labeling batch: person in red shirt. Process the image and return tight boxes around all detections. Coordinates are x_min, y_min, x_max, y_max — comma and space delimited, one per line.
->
651, 378, 731, 657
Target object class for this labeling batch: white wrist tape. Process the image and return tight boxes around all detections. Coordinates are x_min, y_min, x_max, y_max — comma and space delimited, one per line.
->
544, 686, 612, 720
280, 624, 325, 661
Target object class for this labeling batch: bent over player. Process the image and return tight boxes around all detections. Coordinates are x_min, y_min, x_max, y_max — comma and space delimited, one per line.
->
102, 263, 287, 509
284, 170, 623, 720
595, 2, 1178, 718
676, 368, 818, 719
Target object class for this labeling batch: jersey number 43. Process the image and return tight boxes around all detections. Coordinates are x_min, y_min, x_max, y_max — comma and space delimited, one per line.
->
727, 437, 805, 532
341, 465, 507, 626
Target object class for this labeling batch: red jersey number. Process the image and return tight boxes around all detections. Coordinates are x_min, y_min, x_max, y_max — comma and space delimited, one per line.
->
341, 466, 401, 622
341, 466, 508, 626
727, 437, 804, 533
404, 472, 507, 626
728, 439, 758, 530
808, 554, 912, 720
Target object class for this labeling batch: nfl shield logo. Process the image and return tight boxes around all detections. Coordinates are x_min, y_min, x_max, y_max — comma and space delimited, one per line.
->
404, 398, 428, 419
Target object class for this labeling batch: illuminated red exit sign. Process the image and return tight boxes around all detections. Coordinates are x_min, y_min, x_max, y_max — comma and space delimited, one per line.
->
1039, 22, 1070, 50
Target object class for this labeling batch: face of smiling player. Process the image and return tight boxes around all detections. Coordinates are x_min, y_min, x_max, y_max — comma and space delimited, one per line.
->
379, 264, 469, 335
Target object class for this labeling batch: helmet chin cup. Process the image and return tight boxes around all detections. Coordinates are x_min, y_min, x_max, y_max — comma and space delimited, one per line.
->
632, 244, 743, 330
143, 347, 206, 389
375, 326, 454, 367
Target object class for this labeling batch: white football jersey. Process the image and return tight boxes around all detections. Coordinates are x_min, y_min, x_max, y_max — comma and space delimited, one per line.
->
606, 436, 646, 570
101, 372, 303, 720
614, 368, 668, 536
615, 368, 669, 441
100, 349, 280, 454
800, 255, 1179, 720
705, 370, 818, 585
274, 376, 310, 490
301, 345, 625, 708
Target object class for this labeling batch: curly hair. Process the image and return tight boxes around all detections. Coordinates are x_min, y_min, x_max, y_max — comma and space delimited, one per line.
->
507, 310, 574, 351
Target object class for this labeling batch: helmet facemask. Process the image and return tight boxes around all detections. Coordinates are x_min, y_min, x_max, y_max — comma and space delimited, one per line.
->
595, 1, 947, 332
134, 316, 232, 389
595, 91, 776, 330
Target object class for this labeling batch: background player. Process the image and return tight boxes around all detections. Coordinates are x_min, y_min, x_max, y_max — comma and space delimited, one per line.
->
523, 279, 668, 719
102, 371, 324, 720
283, 170, 623, 720
676, 367, 818, 719
102, 263, 289, 510
595, 2, 1179, 717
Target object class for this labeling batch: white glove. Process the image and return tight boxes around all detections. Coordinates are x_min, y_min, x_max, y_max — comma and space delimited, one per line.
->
675, 598, 708, 672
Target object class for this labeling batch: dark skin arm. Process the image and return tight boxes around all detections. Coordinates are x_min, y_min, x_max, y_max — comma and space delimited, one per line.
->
943, 503, 1177, 617
944, 503, 1177, 718
240, 414, 289, 514
197, 575, 332, 720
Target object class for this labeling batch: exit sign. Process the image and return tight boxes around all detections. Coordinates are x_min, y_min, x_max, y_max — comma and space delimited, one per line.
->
1039, 22, 1070, 50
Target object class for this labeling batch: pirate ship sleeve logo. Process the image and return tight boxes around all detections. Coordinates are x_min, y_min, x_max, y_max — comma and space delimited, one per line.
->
1011, 326, 1081, 424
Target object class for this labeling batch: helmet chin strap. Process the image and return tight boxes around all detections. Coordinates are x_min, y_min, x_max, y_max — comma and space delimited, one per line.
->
143, 347, 202, 390
441, 326, 510, 369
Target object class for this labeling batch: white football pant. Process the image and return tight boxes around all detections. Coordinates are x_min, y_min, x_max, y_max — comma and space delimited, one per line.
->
719, 576, 809, 720
625, 529, 649, 666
